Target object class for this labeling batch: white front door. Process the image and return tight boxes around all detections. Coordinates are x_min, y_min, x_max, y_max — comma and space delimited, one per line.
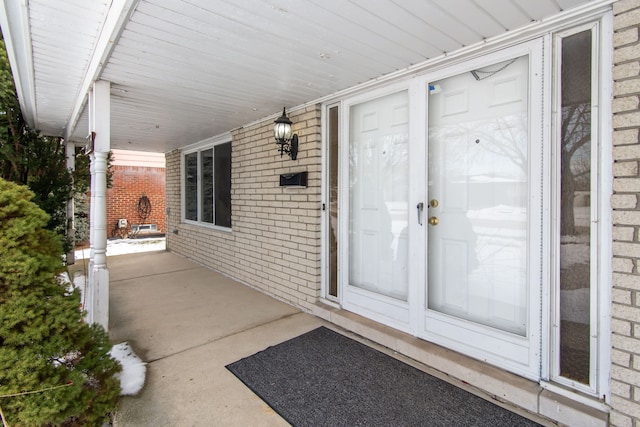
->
421, 41, 544, 379
338, 40, 544, 378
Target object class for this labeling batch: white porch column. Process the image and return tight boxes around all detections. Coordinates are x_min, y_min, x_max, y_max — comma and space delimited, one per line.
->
65, 141, 76, 265
86, 136, 96, 322
87, 80, 111, 330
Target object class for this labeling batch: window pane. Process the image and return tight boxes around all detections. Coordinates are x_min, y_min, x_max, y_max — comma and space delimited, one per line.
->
201, 149, 214, 223
185, 152, 198, 221
559, 30, 591, 384
427, 55, 529, 336
328, 106, 339, 298
214, 142, 232, 228
349, 90, 409, 301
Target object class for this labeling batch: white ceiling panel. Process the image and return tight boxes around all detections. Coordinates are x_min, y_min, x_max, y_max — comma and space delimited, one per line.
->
399, 2, 482, 48
435, 0, 507, 38
475, 0, 531, 30
26, 0, 110, 136
556, 0, 592, 8
0, 0, 607, 152
514, 0, 562, 20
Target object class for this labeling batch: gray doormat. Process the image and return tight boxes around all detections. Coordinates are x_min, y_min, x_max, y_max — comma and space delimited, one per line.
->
226, 327, 541, 427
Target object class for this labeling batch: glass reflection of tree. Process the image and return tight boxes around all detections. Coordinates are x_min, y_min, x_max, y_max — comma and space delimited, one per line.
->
559, 30, 592, 385
561, 102, 591, 236
470, 114, 528, 179
383, 131, 409, 202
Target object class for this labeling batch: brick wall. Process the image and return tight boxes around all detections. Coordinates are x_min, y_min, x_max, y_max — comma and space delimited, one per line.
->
106, 165, 166, 237
612, 1, 640, 425
166, 105, 322, 309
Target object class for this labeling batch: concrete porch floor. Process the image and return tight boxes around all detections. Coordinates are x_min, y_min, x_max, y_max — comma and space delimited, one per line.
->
103, 249, 598, 427
107, 250, 325, 426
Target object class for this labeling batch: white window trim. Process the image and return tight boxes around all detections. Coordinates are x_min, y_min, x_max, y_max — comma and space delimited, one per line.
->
542, 15, 612, 402
597, 10, 613, 405
321, 102, 341, 305
181, 133, 232, 231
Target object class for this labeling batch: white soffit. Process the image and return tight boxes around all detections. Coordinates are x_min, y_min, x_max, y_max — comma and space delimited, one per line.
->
3, 0, 605, 152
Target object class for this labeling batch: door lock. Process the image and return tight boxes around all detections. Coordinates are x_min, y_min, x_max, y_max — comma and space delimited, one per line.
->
428, 216, 439, 226
429, 199, 439, 208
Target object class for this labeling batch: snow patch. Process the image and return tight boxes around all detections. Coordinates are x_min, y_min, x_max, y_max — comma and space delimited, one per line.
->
73, 238, 154, 395
560, 288, 590, 324
560, 241, 590, 269
74, 237, 166, 260
109, 342, 146, 395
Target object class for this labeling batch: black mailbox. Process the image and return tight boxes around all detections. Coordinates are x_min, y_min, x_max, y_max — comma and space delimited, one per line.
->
280, 171, 308, 187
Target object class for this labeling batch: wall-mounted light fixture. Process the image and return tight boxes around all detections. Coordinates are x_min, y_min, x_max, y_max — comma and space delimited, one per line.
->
274, 107, 298, 160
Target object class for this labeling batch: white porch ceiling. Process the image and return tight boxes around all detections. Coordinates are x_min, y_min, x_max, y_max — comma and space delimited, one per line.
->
1, 0, 605, 153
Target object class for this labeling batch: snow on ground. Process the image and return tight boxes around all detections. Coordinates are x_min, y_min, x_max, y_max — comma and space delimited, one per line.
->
71, 238, 160, 395
109, 342, 147, 395
74, 237, 166, 260
559, 240, 590, 269
68, 283, 147, 395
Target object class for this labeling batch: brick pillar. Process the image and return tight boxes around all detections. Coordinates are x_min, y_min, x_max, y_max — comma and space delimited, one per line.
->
612, 1, 640, 426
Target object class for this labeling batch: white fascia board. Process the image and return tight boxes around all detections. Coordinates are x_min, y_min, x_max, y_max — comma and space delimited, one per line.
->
64, 0, 139, 141
0, 0, 37, 127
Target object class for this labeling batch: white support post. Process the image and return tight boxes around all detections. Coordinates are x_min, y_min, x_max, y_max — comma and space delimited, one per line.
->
86, 139, 95, 323
65, 141, 76, 265
87, 80, 111, 330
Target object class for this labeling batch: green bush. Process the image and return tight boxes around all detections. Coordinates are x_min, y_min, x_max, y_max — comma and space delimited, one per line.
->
0, 178, 121, 426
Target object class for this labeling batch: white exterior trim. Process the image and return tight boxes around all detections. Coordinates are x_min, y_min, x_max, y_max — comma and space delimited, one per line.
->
597, 10, 613, 405
180, 135, 232, 231
0, 0, 36, 125
65, 0, 140, 141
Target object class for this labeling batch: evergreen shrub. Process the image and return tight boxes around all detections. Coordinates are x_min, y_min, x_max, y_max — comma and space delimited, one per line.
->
0, 178, 120, 426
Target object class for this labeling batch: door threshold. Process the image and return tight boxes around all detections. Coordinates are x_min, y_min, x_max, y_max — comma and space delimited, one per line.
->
310, 301, 609, 427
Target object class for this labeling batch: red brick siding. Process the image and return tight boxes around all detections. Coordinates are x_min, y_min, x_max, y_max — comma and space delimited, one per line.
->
106, 165, 166, 237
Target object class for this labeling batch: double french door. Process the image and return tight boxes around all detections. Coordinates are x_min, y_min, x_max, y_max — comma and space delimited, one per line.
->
339, 39, 544, 379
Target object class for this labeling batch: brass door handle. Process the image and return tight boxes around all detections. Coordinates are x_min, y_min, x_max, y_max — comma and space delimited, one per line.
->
428, 216, 439, 226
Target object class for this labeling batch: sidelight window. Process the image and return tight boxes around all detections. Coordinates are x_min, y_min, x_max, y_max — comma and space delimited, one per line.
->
551, 23, 610, 397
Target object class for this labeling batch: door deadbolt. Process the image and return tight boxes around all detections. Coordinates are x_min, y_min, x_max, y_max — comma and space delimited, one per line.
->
428, 216, 439, 226
429, 199, 439, 208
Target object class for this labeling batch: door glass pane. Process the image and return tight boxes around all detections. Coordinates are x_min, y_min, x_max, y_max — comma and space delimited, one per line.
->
201, 149, 214, 223
185, 152, 198, 221
427, 55, 529, 336
328, 106, 339, 298
559, 30, 591, 384
214, 142, 232, 228
349, 91, 409, 301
